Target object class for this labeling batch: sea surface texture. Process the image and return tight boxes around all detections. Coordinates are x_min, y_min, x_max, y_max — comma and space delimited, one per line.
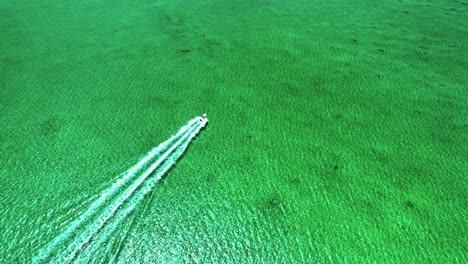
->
0, 0, 466, 263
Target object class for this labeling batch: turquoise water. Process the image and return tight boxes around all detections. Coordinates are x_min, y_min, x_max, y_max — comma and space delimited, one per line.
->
1, 0, 466, 262
33, 116, 207, 263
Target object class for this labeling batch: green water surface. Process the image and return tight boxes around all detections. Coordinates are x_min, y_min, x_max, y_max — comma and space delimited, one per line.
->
1, 0, 467, 262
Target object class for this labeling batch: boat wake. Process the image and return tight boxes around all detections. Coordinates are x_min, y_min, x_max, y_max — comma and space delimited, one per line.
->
33, 115, 208, 263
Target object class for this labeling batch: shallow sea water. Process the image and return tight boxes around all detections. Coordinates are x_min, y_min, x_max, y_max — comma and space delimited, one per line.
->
1, 0, 466, 262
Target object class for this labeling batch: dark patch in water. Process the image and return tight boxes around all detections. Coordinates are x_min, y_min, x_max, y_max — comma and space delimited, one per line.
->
321, 162, 341, 179
290, 178, 301, 186
280, 82, 303, 98
205, 174, 215, 183
403, 200, 415, 209
2, 56, 21, 66
158, 12, 188, 43
243, 134, 254, 145
268, 197, 281, 208
257, 195, 287, 217
333, 114, 343, 120
177, 49, 191, 53
197, 38, 222, 58
38, 117, 61, 136
308, 75, 332, 97
242, 154, 252, 164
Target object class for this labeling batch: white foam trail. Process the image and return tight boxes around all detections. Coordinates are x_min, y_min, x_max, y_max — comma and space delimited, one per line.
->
78, 120, 207, 261
33, 116, 205, 264
61, 122, 202, 262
